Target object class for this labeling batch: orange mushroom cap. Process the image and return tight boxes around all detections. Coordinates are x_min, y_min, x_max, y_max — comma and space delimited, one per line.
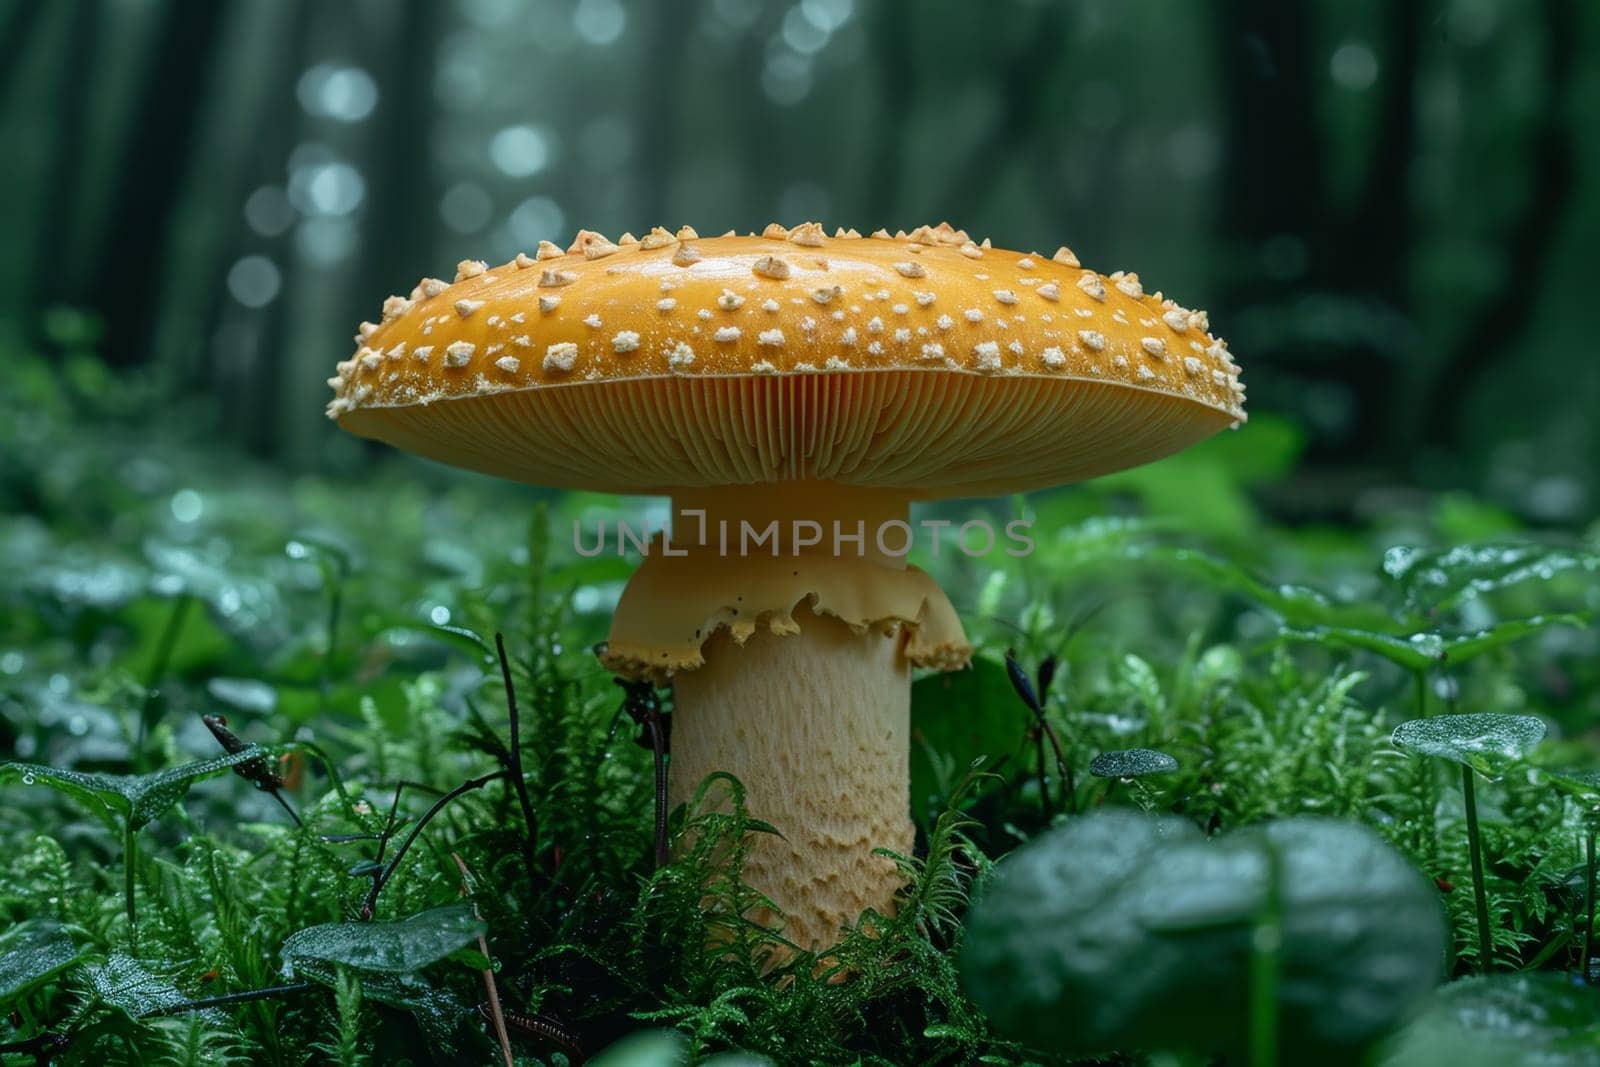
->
330, 222, 1245, 499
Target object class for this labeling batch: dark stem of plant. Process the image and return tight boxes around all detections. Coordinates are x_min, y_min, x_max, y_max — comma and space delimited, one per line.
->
494, 632, 543, 892
0, 1031, 69, 1060
1461, 765, 1494, 973
1248, 842, 1283, 1067
647, 713, 668, 867
1033, 725, 1052, 816
1038, 717, 1071, 812
364, 778, 447, 880
617, 678, 670, 867
1006, 650, 1072, 814
320, 567, 344, 694
123, 822, 138, 931
147, 982, 313, 1016
269, 789, 304, 827
202, 714, 303, 827
1411, 669, 1437, 859
136, 592, 193, 758
361, 769, 507, 919
1583, 819, 1596, 985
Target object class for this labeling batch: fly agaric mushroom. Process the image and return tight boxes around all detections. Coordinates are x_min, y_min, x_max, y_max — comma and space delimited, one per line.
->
328, 222, 1245, 953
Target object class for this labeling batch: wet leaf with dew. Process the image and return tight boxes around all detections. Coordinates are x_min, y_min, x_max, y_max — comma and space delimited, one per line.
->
280, 904, 486, 977
1391, 714, 1547, 779
0, 921, 83, 1006
1089, 748, 1180, 778
0, 746, 279, 831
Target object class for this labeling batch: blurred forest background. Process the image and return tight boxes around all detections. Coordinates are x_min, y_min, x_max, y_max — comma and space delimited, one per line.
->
1, 0, 1596, 523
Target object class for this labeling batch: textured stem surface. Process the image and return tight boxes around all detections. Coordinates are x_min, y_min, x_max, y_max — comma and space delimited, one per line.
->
671, 612, 912, 953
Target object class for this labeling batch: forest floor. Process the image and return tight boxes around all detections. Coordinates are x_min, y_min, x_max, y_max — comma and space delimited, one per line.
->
2, 351, 1599, 1066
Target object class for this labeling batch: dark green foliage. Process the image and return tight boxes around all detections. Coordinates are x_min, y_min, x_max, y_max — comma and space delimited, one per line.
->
2, 352, 1598, 1064
909, 656, 1026, 825
961, 811, 1447, 1061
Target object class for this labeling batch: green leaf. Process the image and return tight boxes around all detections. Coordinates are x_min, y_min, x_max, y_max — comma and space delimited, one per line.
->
1076, 544, 1392, 631
702, 1053, 779, 1067
85, 954, 200, 1019
0, 921, 83, 1006
909, 656, 1028, 826
1092, 415, 1304, 540
588, 1028, 690, 1066
1377, 973, 1600, 1067
1382, 541, 1600, 615
1546, 769, 1600, 802
421, 623, 495, 661
1391, 714, 1547, 778
960, 811, 1446, 1060
1283, 615, 1586, 672
1088, 748, 1179, 778
0, 746, 277, 831
291, 960, 468, 1048
280, 905, 486, 977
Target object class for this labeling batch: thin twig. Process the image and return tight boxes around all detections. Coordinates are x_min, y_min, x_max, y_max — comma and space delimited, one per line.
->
647, 714, 668, 867
147, 982, 312, 1017
364, 779, 443, 876
494, 633, 543, 893
268, 790, 304, 827
452, 853, 513, 1067
1462, 765, 1494, 973
618, 679, 669, 867
1007, 650, 1072, 814
201, 714, 303, 827
1031, 725, 1052, 816
1581, 819, 1595, 983
361, 770, 507, 919
321, 565, 344, 694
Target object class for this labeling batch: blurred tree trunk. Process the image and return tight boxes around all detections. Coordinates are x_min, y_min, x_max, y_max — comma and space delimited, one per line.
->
863, 0, 911, 227
353, 0, 439, 314
732, 4, 788, 225
209, 0, 311, 455
920, 3, 1071, 231
1211, 0, 1423, 478
1214, 1, 1324, 256
1338, 0, 1420, 296
274, 0, 442, 465
1420, 0, 1576, 451
90, 0, 232, 367
635, 0, 692, 228
0, 0, 51, 105
30, 0, 103, 339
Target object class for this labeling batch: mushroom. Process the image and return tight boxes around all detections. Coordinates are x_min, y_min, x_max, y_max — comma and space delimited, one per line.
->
329, 223, 1246, 953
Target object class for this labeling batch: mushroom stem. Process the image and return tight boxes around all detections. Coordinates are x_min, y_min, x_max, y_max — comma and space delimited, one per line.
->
671, 612, 912, 953
663, 483, 918, 953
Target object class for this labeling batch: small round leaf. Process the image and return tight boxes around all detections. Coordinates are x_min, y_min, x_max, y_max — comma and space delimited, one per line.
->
961, 812, 1446, 1060
1089, 748, 1180, 778
1391, 714, 1546, 778
1378, 973, 1600, 1067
